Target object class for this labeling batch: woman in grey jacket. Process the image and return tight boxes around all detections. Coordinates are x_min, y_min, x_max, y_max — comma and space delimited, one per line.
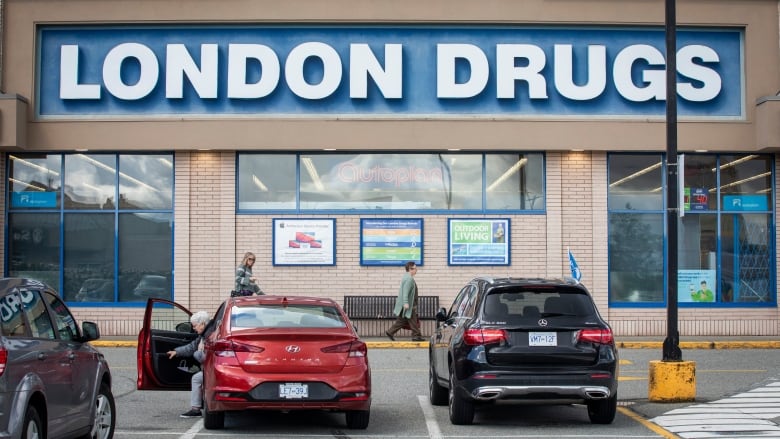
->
167, 311, 211, 417
234, 251, 262, 296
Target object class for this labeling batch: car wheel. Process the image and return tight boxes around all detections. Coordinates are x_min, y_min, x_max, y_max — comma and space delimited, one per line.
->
22, 405, 43, 439
587, 393, 617, 424
448, 364, 474, 425
429, 359, 447, 406
202, 398, 224, 429
82, 383, 116, 439
345, 410, 370, 429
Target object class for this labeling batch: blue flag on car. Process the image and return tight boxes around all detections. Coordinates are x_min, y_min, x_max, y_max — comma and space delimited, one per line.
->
568, 248, 582, 283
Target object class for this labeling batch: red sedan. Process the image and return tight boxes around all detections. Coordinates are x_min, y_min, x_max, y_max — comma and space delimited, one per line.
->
137, 295, 371, 430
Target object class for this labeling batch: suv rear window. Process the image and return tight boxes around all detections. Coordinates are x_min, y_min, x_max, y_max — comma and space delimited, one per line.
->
482, 288, 597, 322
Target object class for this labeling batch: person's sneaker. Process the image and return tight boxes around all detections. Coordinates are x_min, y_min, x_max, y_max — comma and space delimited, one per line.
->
411, 337, 426, 342
385, 331, 396, 341
180, 408, 202, 418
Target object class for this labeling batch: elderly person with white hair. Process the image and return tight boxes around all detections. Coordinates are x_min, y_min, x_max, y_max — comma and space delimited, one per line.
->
167, 310, 211, 418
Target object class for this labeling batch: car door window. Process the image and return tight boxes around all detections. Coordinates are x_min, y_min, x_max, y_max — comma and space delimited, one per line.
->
43, 292, 80, 341
22, 290, 55, 339
0, 292, 29, 336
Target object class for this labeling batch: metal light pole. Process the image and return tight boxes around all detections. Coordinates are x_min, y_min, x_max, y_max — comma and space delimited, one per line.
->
662, 0, 682, 362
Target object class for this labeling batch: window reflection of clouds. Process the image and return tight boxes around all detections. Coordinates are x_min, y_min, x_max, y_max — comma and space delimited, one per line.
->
119, 155, 173, 209
64, 155, 116, 209
9, 154, 61, 192
237, 154, 296, 209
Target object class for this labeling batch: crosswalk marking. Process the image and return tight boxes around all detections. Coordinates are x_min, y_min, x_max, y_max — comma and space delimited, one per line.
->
650, 381, 780, 438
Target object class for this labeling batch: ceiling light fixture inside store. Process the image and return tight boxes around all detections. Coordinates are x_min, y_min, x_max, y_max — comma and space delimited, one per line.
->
709, 171, 771, 193
9, 155, 61, 177
76, 154, 157, 191
301, 157, 325, 191
609, 162, 662, 187
487, 158, 527, 192
252, 175, 268, 191
712, 155, 758, 172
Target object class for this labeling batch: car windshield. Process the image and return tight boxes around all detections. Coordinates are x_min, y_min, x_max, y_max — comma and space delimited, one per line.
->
230, 304, 347, 329
482, 288, 596, 321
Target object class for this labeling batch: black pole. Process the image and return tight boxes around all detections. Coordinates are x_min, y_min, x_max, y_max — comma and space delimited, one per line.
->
663, 0, 683, 362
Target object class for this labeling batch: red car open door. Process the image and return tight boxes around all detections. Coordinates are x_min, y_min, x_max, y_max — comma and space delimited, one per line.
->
136, 298, 197, 390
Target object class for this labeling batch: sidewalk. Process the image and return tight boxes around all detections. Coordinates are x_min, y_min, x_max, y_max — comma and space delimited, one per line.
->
91, 335, 780, 349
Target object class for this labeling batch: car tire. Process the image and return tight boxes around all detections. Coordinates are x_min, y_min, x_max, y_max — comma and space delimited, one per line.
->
429, 359, 447, 406
203, 398, 224, 430
448, 364, 474, 425
81, 383, 116, 439
587, 393, 617, 424
23, 405, 43, 439
345, 409, 370, 429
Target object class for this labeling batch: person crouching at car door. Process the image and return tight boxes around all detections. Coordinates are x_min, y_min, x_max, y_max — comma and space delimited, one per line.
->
385, 261, 425, 342
167, 311, 211, 418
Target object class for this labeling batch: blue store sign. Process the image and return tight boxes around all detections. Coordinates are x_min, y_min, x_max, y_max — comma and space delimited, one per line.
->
37, 25, 743, 118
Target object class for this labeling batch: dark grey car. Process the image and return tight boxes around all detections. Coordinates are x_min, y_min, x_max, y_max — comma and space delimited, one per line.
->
0, 278, 115, 438
429, 277, 618, 425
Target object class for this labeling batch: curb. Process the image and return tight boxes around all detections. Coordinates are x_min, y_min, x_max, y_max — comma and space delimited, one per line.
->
92, 340, 780, 349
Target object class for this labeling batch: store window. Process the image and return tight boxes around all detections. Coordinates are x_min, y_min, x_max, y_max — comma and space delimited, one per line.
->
6, 153, 174, 305
608, 153, 775, 306
237, 152, 545, 212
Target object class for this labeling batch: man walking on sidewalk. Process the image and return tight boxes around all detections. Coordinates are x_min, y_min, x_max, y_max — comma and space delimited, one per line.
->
385, 261, 425, 342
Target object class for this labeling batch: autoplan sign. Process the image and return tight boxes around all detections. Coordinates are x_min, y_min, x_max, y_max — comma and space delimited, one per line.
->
37, 25, 743, 118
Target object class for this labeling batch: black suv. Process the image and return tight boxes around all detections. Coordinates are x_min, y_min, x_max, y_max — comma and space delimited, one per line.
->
429, 277, 618, 425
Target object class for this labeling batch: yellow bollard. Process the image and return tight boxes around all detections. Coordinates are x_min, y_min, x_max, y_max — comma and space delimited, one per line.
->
648, 360, 696, 402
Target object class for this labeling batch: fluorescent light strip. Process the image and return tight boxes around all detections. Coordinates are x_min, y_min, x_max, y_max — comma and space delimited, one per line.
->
9, 155, 60, 177
486, 158, 527, 192
76, 154, 157, 192
712, 155, 758, 172
609, 162, 662, 188
8, 178, 47, 191
301, 157, 325, 191
252, 175, 268, 191
709, 172, 771, 193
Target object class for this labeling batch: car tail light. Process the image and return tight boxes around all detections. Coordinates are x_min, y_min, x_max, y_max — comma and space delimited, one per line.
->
463, 328, 507, 346
577, 328, 614, 345
0, 347, 6, 376
211, 339, 265, 359
322, 340, 367, 358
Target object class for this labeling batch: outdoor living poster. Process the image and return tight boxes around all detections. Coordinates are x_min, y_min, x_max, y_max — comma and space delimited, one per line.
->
448, 219, 510, 265
678, 269, 717, 302
273, 219, 335, 265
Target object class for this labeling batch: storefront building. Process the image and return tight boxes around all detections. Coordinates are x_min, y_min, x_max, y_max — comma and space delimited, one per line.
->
1, 0, 779, 336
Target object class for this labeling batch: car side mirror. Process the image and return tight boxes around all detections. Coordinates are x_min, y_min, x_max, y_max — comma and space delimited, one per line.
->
81, 321, 100, 342
435, 307, 447, 322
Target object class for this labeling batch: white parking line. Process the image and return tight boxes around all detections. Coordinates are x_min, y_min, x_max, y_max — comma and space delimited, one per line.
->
178, 418, 203, 439
417, 394, 443, 439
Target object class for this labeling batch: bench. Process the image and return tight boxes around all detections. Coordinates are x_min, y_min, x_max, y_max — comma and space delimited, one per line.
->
343, 295, 440, 337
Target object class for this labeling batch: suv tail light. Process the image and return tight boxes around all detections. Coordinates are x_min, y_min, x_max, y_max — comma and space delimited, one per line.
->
577, 328, 614, 345
0, 347, 6, 376
464, 328, 507, 346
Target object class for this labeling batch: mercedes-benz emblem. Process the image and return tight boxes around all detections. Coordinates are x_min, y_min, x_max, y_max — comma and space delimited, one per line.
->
537, 319, 548, 327
285, 345, 301, 353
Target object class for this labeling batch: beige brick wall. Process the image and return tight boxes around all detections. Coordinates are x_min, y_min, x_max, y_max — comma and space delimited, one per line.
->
7, 150, 777, 337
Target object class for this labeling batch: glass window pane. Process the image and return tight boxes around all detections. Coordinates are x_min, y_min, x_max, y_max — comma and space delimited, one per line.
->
7, 213, 61, 291
721, 213, 771, 303
609, 213, 664, 303
22, 291, 55, 339
718, 154, 773, 211
486, 153, 545, 210
678, 214, 717, 303
64, 154, 116, 210
43, 292, 79, 341
119, 213, 172, 302
683, 155, 717, 211
238, 154, 296, 210
119, 154, 173, 209
299, 153, 482, 210
8, 154, 61, 209
63, 213, 115, 302
608, 154, 663, 210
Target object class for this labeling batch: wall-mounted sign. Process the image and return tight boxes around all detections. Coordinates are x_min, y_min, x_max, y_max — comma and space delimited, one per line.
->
272, 219, 335, 266
360, 218, 423, 266
448, 219, 510, 265
11, 192, 57, 208
723, 195, 769, 211
38, 25, 743, 118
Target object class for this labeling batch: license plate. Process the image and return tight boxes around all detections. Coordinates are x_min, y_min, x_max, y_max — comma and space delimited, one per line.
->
279, 383, 308, 399
529, 332, 557, 346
